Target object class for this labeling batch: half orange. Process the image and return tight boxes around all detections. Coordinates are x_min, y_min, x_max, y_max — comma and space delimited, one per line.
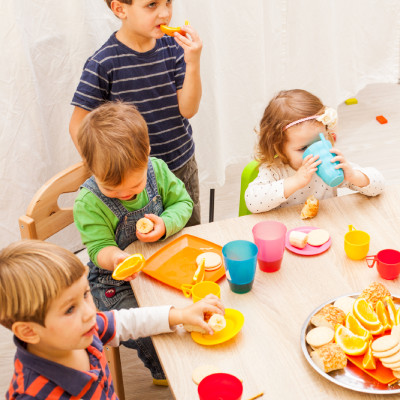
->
112, 254, 145, 280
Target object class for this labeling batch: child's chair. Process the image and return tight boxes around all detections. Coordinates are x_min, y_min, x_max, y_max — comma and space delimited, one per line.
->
19, 162, 125, 400
239, 160, 259, 217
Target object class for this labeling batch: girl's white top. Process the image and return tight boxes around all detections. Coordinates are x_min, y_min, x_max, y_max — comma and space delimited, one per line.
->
245, 158, 385, 214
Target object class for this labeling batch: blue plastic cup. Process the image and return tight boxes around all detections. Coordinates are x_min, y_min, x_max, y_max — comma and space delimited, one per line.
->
222, 240, 258, 294
302, 133, 344, 187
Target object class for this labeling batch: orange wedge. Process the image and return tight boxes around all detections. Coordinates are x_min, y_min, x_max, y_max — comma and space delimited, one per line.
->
362, 340, 377, 370
334, 324, 368, 356
385, 296, 397, 327
396, 308, 400, 325
353, 298, 381, 330
375, 300, 392, 331
160, 20, 189, 37
112, 253, 145, 280
345, 313, 372, 340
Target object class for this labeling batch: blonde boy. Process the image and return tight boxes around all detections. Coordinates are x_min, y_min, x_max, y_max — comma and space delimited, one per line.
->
70, 0, 203, 226
0, 240, 224, 399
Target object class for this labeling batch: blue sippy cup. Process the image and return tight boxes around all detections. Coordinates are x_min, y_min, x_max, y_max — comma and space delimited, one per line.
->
302, 133, 344, 187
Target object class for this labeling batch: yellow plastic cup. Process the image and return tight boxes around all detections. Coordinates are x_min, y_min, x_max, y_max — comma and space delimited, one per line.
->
181, 281, 221, 303
344, 225, 370, 260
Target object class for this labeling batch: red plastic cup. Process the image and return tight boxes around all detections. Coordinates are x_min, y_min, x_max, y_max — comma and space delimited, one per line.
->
252, 220, 287, 272
198, 373, 243, 400
366, 249, 400, 280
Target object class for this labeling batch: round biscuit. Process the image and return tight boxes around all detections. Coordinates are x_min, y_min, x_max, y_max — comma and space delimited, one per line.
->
196, 252, 222, 269
371, 335, 399, 353
377, 351, 400, 365
307, 229, 330, 246
372, 342, 400, 358
382, 360, 400, 369
192, 364, 221, 385
393, 370, 400, 379
306, 327, 334, 349
333, 296, 356, 315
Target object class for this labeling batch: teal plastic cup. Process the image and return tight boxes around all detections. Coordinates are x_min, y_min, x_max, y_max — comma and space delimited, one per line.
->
222, 240, 258, 294
302, 133, 344, 187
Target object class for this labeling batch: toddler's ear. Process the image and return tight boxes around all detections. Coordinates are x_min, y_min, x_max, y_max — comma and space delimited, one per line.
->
111, 1, 128, 20
12, 321, 41, 344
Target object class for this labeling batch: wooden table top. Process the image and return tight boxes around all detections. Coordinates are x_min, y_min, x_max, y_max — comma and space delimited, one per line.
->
126, 184, 400, 399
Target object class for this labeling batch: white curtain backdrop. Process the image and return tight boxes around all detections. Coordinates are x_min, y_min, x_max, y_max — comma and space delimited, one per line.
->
1, 0, 399, 250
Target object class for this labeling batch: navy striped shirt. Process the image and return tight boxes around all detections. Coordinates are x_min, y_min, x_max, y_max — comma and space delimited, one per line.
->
7, 312, 117, 400
71, 33, 194, 171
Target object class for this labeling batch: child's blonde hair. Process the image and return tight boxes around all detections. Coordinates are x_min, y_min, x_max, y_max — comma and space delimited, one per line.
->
256, 89, 333, 165
78, 101, 150, 187
0, 240, 86, 329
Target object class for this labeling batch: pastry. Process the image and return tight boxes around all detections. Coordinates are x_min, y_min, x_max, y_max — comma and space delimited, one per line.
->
306, 327, 334, 350
301, 195, 319, 219
307, 229, 330, 246
310, 305, 346, 329
310, 343, 347, 373
359, 282, 391, 308
136, 217, 154, 234
289, 231, 308, 249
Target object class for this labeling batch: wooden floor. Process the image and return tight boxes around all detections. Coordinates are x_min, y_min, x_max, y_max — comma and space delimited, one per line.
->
0, 83, 399, 399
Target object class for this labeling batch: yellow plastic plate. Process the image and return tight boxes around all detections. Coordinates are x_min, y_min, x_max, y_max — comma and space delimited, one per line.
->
191, 309, 244, 345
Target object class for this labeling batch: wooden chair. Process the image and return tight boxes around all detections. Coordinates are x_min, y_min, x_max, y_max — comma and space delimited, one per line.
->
19, 162, 125, 400
238, 160, 259, 217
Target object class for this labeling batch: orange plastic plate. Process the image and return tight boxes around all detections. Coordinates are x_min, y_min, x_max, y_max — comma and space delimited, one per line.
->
141, 234, 225, 290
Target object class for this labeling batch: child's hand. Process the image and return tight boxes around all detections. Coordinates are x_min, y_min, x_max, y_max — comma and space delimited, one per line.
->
113, 251, 138, 282
169, 294, 225, 335
330, 148, 370, 187
136, 214, 166, 243
295, 154, 321, 187
174, 25, 202, 66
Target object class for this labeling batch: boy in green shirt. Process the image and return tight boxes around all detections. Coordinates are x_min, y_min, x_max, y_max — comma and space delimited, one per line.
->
73, 101, 193, 384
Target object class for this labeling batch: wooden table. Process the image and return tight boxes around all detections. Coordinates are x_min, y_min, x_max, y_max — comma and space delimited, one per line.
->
127, 185, 400, 399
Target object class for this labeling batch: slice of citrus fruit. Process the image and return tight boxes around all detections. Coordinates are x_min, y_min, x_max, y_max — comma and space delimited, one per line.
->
385, 296, 397, 327
334, 324, 368, 356
353, 297, 381, 330
345, 313, 372, 340
375, 300, 392, 331
112, 253, 145, 280
362, 341, 377, 370
396, 308, 400, 326
160, 20, 189, 37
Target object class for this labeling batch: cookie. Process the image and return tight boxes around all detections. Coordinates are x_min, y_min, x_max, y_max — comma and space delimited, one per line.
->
306, 327, 334, 349
196, 252, 222, 271
373, 342, 400, 358
371, 335, 399, 353
192, 365, 221, 385
307, 229, 330, 246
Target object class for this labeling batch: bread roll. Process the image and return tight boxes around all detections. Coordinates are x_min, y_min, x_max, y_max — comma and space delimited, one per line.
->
310, 305, 346, 329
311, 343, 347, 373
301, 195, 319, 219
289, 231, 308, 249
359, 282, 391, 308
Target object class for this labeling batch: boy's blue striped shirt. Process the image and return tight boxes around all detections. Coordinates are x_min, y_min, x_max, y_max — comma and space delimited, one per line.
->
72, 33, 194, 171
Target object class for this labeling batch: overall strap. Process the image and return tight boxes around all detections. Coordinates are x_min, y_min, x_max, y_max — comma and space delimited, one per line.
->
146, 159, 160, 199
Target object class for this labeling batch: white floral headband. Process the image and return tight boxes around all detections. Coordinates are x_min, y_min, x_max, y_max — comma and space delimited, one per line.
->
283, 107, 338, 131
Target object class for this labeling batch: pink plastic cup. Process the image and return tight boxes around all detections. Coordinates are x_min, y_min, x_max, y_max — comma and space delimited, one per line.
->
366, 249, 400, 280
198, 373, 243, 400
252, 220, 287, 272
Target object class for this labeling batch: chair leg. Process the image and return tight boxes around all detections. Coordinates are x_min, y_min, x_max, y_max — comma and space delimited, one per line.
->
209, 188, 215, 223
104, 345, 125, 400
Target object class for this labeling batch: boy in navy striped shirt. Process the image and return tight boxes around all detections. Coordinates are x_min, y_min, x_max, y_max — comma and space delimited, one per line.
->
70, 0, 203, 226
1, 240, 224, 400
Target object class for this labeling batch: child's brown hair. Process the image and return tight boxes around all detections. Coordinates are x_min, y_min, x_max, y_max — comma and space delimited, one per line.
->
0, 240, 86, 329
78, 101, 150, 187
105, 0, 132, 9
256, 89, 333, 165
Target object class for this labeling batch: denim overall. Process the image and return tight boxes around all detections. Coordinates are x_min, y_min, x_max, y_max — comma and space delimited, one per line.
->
82, 160, 165, 379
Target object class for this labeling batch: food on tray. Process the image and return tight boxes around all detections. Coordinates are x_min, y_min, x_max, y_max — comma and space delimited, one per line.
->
392, 325, 400, 341
334, 324, 368, 355
353, 298, 383, 334
306, 327, 334, 350
192, 364, 221, 385
333, 296, 356, 315
372, 336, 400, 375
375, 300, 392, 331
307, 229, 330, 246
359, 281, 391, 308
301, 195, 319, 219
362, 341, 376, 370
345, 314, 371, 340
192, 258, 206, 284
136, 217, 154, 234
310, 305, 346, 329
310, 343, 347, 373
184, 312, 226, 334
289, 230, 308, 249
112, 253, 145, 280
196, 252, 222, 271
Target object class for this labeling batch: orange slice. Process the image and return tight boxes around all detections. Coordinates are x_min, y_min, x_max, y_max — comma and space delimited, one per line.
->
112, 254, 145, 280
160, 20, 189, 37
376, 300, 392, 331
334, 324, 368, 356
345, 313, 372, 340
353, 298, 381, 330
385, 296, 397, 327
362, 340, 377, 370
396, 308, 400, 326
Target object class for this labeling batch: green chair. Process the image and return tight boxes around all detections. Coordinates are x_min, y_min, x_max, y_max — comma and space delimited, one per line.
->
239, 160, 260, 216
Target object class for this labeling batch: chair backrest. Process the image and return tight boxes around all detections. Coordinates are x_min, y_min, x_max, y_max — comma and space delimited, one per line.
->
19, 162, 91, 240
238, 160, 259, 217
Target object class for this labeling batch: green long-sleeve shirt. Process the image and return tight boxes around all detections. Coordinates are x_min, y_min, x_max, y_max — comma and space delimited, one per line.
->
73, 157, 193, 266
